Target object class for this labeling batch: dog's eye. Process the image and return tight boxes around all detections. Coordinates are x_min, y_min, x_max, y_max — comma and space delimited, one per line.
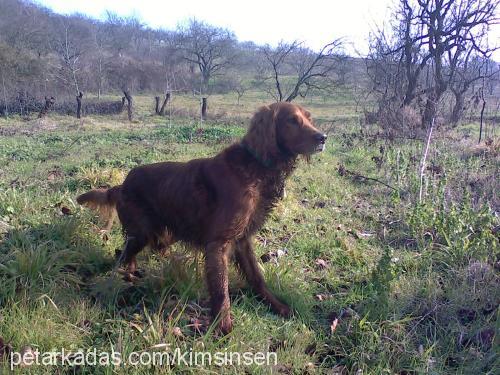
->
288, 116, 301, 126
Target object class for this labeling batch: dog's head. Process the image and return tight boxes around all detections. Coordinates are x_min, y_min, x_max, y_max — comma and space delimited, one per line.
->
243, 102, 326, 165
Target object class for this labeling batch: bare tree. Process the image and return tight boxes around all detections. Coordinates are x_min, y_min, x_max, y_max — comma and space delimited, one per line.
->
159, 92, 170, 115
234, 80, 246, 106
38, 96, 55, 118
369, 0, 499, 127
91, 23, 114, 99
449, 52, 499, 125
154, 92, 170, 115
76, 91, 83, 118
51, 20, 89, 95
123, 89, 133, 121
178, 18, 236, 96
259, 39, 345, 102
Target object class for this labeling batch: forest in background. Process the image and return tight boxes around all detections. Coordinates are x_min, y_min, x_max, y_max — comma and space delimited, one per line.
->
1, 0, 498, 134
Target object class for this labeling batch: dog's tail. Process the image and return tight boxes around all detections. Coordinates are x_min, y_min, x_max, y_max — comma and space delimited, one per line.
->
77, 185, 121, 231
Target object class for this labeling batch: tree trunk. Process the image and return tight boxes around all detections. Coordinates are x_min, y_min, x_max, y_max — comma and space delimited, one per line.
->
422, 87, 445, 128
154, 96, 160, 114
450, 91, 465, 126
97, 57, 103, 100
202, 73, 210, 95
201, 97, 207, 120
419, 117, 434, 203
123, 90, 133, 121
120, 96, 126, 112
38, 96, 55, 118
403, 79, 417, 106
1, 73, 8, 117
159, 92, 170, 115
76, 91, 83, 119
479, 95, 486, 144
18, 91, 25, 117
422, 96, 436, 128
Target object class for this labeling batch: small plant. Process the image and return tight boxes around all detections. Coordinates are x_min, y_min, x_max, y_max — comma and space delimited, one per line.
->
409, 189, 497, 268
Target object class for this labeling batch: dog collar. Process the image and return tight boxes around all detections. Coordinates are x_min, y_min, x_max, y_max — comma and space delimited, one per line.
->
240, 142, 275, 168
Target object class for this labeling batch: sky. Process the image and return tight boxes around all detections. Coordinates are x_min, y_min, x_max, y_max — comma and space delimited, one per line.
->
37, 0, 499, 59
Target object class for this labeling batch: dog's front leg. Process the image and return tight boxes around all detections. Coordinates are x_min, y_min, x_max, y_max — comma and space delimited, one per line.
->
235, 237, 291, 317
205, 240, 233, 334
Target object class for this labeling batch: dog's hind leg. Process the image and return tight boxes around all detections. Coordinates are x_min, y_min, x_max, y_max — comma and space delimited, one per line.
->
117, 234, 147, 281
205, 240, 233, 335
115, 200, 153, 280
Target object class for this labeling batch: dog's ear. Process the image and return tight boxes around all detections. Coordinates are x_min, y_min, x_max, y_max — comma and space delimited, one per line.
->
243, 104, 279, 163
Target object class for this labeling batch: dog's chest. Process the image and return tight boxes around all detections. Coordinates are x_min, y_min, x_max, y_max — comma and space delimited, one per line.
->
245, 177, 283, 235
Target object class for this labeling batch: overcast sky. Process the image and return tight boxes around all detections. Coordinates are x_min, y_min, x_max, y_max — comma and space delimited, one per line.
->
37, 0, 499, 59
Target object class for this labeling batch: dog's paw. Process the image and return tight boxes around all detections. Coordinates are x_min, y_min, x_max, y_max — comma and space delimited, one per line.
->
218, 317, 233, 336
273, 303, 292, 318
117, 268, 143, 282
132, 269, 144, 278
122, 272, 139, 283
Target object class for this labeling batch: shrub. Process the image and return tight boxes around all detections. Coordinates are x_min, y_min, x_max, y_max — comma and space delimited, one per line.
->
378, 105, 422, 137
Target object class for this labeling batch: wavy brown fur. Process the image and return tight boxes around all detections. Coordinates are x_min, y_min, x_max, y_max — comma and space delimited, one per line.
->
77, 185, 121, 231
77, 102, 326, 334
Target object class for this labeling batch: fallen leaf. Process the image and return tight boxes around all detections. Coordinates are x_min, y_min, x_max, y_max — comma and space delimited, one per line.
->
172, 326, 184, 338
60, 206, 72, 215
10, 178, 19, 187
78, 320, 92, 330
129, 322, 144, 333
272, 364, 292, 374
418, 344, 424, 355
187, 317, 207, 334
457, 308, 477, 324
47, 169, 62, 181
269, 338, 286, 352
149, 343, 169, 351
315, 294, 332, 301
358, 232, 375, 238
276, 249, 287, 258
260, 249, 287, 263
304, 342, 316, 356
0, 220, 12, 234
347, 230, 359, 239
314, 258, 329, 270
482, 302, 496, 315
330, 365, 348, 375
260, 253, 273, 263
330, 318, 339, 334
313, 201, 326, 209
474, 328, 495, 350
337, 164, 346, 176
340, 307, 359, 320
305, 362, 315, 372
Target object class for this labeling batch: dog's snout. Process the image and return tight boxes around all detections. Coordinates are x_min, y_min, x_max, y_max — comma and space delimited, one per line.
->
315, 133, 327, 144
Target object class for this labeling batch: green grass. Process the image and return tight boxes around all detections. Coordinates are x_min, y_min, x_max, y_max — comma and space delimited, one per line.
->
0, 92, 498, 374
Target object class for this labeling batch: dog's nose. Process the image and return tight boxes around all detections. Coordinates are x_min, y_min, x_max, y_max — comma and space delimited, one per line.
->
315, 133, 327, 144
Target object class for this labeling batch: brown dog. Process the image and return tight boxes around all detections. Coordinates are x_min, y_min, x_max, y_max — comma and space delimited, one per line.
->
77, 102, 326, 334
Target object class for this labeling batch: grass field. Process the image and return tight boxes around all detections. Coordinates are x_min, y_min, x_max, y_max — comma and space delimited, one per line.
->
0, 91, 498, 374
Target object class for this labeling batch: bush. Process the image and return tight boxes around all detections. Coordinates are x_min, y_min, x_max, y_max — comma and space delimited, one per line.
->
377, 105, 422, 137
